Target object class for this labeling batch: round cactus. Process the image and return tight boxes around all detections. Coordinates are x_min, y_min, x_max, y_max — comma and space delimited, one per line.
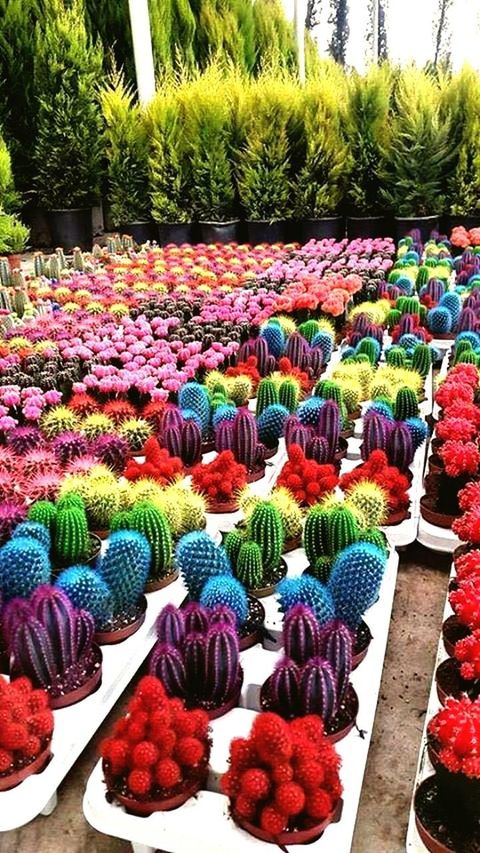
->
200, 575, 248, 625
0, 536, 51, 601
12, 521, 51, 551
27, 500, 58, 533
56, 564, 113, 627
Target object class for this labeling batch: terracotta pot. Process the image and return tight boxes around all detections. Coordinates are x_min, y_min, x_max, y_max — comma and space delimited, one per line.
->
283, 532, 302, 553
428, 455, 444, 475
145, 569, 179, 593
49, 646, 102, 709
106, 771, 207, 816
207, 497, 240, 513
420, 495, 459, 529
52, 532, 102, 572
0, 740, 52, 791
435, 658, 464, 706
94, 597, 147, 645
233, 797, 342, 844
335, 437, 348, 462
246, 463, 266, 484
442, 614, 470, 658
386, 508, 410, 526
248, 559, 288, 599
453, 543, 473, 563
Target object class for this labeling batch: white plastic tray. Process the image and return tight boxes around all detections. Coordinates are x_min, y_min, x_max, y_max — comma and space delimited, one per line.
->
431, 349, 451, 421
83, 548, 399, 853
405, 566, 452, 852
417, 435, 461, 554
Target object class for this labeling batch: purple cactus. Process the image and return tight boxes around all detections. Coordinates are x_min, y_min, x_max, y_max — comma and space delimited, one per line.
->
159, 406, 184, 436
307, 435, 330, 463
155, 603, 185, 646
163, 424, 183, 458
352, 314, 370, 334
232, 410, 258, 472
458, 307, 477, 333
205, 622, 240, 705
362, 412, 391, 460
316, 399, 340, 457
184, 632, 206, 695
285, 332, 308, 369
183, 601, 209, 634
268, 657, 300, 713
182, 419, 202, 467
309, 348, 323, 378
215, 419, 234, 453
52, 431, 89, 466
92, 434, 129, 474
349, 331, 363, 348
7, 426, 42, 455
426, 278, 445, 303
0, 501, 27, 545
209, 604, 237, 628
299, 657, 338, 722
386, 422, 414, 471
318, 619, 353, 704
365, 323, 383, 343
1, 596, 32, 652
239, 338, 269, 376
399, 314, 416, 336
149, 643, 187, 696
284, 604, 321, 665
287, 423, 311, 454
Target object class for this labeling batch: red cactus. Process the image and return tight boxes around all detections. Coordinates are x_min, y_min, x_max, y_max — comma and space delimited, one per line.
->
226, 356, 261, 390
435, 382, 475, 411
437, 417, 477, 444
455, 550, 480, 582
103, 399, 137, 425
455, 630, 480, 681
339, 449, 409, 512
124, 437, 183, 484
223, 712, 342, 836
142, 400, 167, 432
450, 580, 480, 631
276, 444, 338, 507
68, 392, 100, 417
442, 400, 480, 426
452, 507, 480, 544
0, 676, 53, 775
278, 357, 311, 392
427, 696, 480, 778
100, 676, 210, 801
439, 440, 480, 478
191, 450, 247, 505
458, 481, 480, 512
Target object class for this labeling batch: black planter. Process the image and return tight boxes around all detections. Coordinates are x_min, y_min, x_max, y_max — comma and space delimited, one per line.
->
394, 215, 440, 244
199, 220, 240, 244
157, 222, 194, 246
346, 215, 389, 239
442, 214, 480, 234
121, 221, 156, 245
246, 220, 285, 244
48, 208, 92, 251
299, 216, 345, 243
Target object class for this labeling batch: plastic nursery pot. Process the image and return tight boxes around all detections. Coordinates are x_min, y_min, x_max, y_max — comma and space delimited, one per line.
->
205, 675, 244, 721
346, 215, 389, 239
202, 436, 216, 454
248, 559, 288, 599
233, 797, 343, 845
104, 763, 209, 816
452, 543, 473, 563
246, 463, 266, 484
145, 568, 179, 593
352, 620, 372, 669
260, 682, 358, 744
428, 455, 444, 476
7, 253, 22, 271
0, 739, 52, 791
442, 213, 480, 234
394, 214, 440, 244
435, 658, 464, 706
157, 222, 194, 246
419, 495, 459, 529
206, 496, 240, 513
442, 614, 470, 658
199, 220, 240, 244
120, 221, 156, 245
48, 645, 103, 709
263, 445, 278, 460
246, 220, 285, 245
283, 532, 302, 554
94, 596, 147, 646
385, 507, 411, 526
299, 216, 345, 243
48, 207, 92, 251
414, 776, 457, 853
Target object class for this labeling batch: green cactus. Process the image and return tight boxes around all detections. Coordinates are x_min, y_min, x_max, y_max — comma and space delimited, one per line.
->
416, 266, 430, 288
224, 529, 245, 566
298, 319, 320, 343
270, 488, 303, 542
386, 346, 406, 368
236, 541, 263, 588
110, 510, 133, 532
394, 386, 419, 420
456, 350, 478, 365
129, 501, 173, 579
355, 338, 378, 365
411, 344, 432, 378
228, 376, 252, 406
248, 501, 284, 571
338, 380, 361, 413
328, 506, 360, 556
385, 309, 401, 330
28, 500, 57, 533
360, 527, 388, 554
73, 248, 85, 272
454, 340, 473, 363
54, 500, 89, 564
312, 555, 333, 583
399, 296, 420, 316
256, 378, 279, 416
279, 378, 299, 413
303, 505, 330, 568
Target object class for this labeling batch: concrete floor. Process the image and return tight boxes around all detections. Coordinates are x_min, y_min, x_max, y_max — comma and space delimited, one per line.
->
0, 545, 450, 853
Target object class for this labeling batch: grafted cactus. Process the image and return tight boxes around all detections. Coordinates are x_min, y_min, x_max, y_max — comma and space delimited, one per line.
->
283, 603, 321, 665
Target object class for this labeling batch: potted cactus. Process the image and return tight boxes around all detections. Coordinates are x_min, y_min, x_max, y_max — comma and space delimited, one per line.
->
223, 501, 287, 596
261, 607, 358, 743
421, 440, 480, 528
239, 487, 303, 553
111, 500, 177, 591
435, 628, 480, 706
0, 675, 54, 791
175, 530, 265, 650
214, 410, 267, 481
221, 712, 342, 843
276, 444, 338, 508
150, 603, 243, 718
56, 529, 151, 644
100, 675, 210, 815
27, 495, 102, 567
3, 585, 102, 708
191, 450, 248, 513
339, 451, 410, 526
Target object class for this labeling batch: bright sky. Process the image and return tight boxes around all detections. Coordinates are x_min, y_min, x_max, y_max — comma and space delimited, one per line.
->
283, 0, 480, 71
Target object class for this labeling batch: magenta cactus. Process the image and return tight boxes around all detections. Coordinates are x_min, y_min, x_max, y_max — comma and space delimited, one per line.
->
361, 412, 391, 460
317, 400, 341, 459
0, 500, 27, 544
299, 657, 337, 722
164, 418, 202, 467
386, 422, 414, 472
318, 619, 353, 704
52, 431, 90, 465
92, 433, 129, 474
7, 426, 42, 455
283, 603, 321, 665
155, 603, 186, 646
183, 600, 210, 634
268, 657, 300, 710
232, 409, 264, 472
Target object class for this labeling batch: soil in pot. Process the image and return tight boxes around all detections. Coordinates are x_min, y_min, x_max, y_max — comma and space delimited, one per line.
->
414, 775, 480, 853
283, 532, 302, 553
260, 681, 358, 743
145, 568, 179, 593
436, 657, 480, 704
42, 645, 103, 709
48, 208, 92, 251
246, 220, 285, 245
0, 739, 53, 792
246, 559, 288, 599
394, 215, 440, 244
157, 222, 194, 246
246, 463, 266, 484
442, 614, 470, 657
104, 757, 209, 816
353, 620, 372, 668
94, 596, 147, 645
199, 221, 240, 244
299, 216, 345, 243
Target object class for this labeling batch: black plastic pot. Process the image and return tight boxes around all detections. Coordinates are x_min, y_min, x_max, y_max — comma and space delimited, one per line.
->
48, 208, 92, 251
346, 215, 389, 239
157, 222, 194, 246
246, 220, 285, 244
299, 216, 345, 243
199, 220, 240, 244
121, 221, 156, 245
394, 215, 440, 244
442, 214, 480, 234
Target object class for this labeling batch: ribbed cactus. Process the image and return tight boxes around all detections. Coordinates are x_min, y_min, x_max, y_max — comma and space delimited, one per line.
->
316, 399, 340, 457
299, 658, 337, 722
12, 521, 51, 551
269, 657, 300, 712
232, 410, 259, 472
27, 500, 57, 532
405, 417, 428, 451
98, 530, 151, 611
183, 632, 206, 695
212, 404, 237, 429
150, 644, 186, 696
303, 505, 330, 569
155, 603, 186, 646
307, 436, 330, 464
386, 346, 406, 368
283, 603, 321, 665
228, 376, 252, 407
178, 382, 210, 436
248, 501, 284, 571
277, 575, 335, 626
285, 332, 308, 369
92, 434, 129, 475
427, 306, 452, 334
361, 412, 391, 460
299, 319, 320, 343
205, 623, 240, 705
200, 575, 248, 625
260, 323, 285, 358
181, 419, 203, 466
346, 481, 388, 528
359, 526, 388, 553
223, 529, 244, 566
238, 337, 269, 376
328, 506, 359, 556
0, 536, 51, 601
394, 387, 419, 421
129, 501, 173, 580
439, 292, 461, 327
386, 422, 415, 471
110, 510, 133, 532
184, 601, 210, 634
54, 498, 89, 565
56, 564, 113, 627
176, 531, 232, 600
327, 542, 386, 629
215, 419, 234, 453
458, 307, 477, 333
236, 541, 263, 588
426, 278, 444, 303
257, 404, 289, 449
355, 337, 380, 365
416, 266, 429, 288
256, 378, 279, 416
279, 379, 299, 413
411, 344, 432, 378
311, 331, 333, 363
318, 619, 353, 703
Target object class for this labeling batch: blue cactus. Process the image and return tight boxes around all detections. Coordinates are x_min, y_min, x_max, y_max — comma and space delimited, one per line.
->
260, 323, 285, 358
327, 542, 386, 629
398, 333, 420, 352
12, 521, 51, 551
405, 417, 429, 451
200, 575, 248, 625
456, 330, 480, 350
298, 397, 324, 428
56, 564, 113, 627
365, 400, 394, 420
340, 346, 356, 361
427, 306, 453, 334
394, 275, 413, 294
176, 531, 231, 600
311, 331, 333, 363
212, 404, 237, 428
0, 537, 50, 601
98, 530, 151, 611
277, 575, 335, 626
257, 404, 289, 448
178, 382, 210, 436
439, 292, 461, 328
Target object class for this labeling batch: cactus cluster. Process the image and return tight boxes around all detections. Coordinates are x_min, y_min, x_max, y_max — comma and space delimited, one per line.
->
303, 502, 361, 581
224, 501, 285, 590
288, 399, 343, 465
162, 415, 203, 467
214, 409, 265, 473
150, 603, 242, 711
239, 486, 303, 544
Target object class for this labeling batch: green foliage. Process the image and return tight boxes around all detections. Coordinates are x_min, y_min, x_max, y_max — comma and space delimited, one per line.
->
346, 65, 391, 214
0, 136, 20, 212
148, 83, 192, 223
34, 0, 104, 208
0, 213, 29, 253
441, 66, 480, 216
84, 0, 134, 83
100, 74, 150, 226
252, 0, 297, 73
